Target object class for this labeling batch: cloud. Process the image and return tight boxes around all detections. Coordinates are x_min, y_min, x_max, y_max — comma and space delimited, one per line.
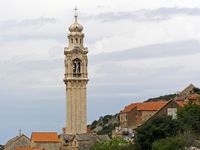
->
83, 7, 200, 22
90, 40, 200, 63
0, 17, 60, 43
0, 17, 57, 29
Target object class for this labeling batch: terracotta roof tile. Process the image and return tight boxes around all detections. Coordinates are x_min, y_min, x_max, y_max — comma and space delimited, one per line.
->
175, 101, 185, 107
121, 101, 168, 113
121, 103, 139, 113
137, 101, 167, 111
31, 132, 59, 143
188, 94, 200, 100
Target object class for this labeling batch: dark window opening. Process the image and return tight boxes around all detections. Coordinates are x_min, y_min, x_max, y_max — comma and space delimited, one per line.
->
73, 58, 81, 77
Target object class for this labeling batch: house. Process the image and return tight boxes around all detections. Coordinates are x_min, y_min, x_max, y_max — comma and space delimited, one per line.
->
4, 134, 30, 150
30, 132, 60, 150
119, 103, 139, 129
139, 100, 183, 125
60, 134, 110, 150
119, 84, 200, 131
114, 100, 185, 140
119, 101, 167, 129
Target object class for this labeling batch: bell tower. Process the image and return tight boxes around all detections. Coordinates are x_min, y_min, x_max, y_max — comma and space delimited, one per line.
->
64, 8, 89, 134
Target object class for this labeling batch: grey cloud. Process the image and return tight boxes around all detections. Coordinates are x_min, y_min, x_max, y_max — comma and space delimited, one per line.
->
0, 17, 61, 43
90, 40, 200, 63
19, 17, 57, 26
0, 17, 58, 29
83, 7, 200, 22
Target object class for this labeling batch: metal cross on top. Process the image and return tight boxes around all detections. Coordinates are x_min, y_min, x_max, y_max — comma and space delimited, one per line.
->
73, 7, 78, 22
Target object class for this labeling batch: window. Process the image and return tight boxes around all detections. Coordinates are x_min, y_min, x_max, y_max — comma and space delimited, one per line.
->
75, 38, 78, 44
72, 58, 81, 77
125, 115, 128, 121
71, 38, 73, 44
80, 39, 82, 44
167, 108, 177, 119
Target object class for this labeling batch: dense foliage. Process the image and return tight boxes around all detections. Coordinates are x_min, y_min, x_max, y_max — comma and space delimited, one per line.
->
152, 135, 185, 150
90, 137, 135, 150
152, 131, 197, 150
135, 104, 200, 150
177, 103, 200, 135
136, 116, 180, 150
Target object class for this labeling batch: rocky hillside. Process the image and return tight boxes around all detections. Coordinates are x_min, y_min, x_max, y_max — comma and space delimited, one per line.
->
88, 114, 119, 137
88, 84, 200, 137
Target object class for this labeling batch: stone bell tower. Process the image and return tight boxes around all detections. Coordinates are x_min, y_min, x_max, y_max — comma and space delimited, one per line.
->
64, 9, 89, 134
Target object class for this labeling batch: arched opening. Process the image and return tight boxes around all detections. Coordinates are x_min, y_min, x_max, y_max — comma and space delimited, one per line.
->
71, 38, 73, 44
80, 39, 82, 44
72, 58, 81, 77
75, 38, 78, 44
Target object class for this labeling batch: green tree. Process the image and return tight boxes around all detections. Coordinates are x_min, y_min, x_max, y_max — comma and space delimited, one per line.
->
90, 137, 135, 150
135, 116, 180, 150
177, 103, 200, 135
152, 131, 196, 150
152, 136, 184, 150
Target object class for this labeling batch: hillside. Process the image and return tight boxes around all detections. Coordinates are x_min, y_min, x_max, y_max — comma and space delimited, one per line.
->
145, 93, 177, 102
88, 85, 200, 136
146, 85, 200, 102
88, 114, 119, 137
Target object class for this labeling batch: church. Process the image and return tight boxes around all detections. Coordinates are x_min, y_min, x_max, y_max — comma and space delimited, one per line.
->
60, 8, 110, 150
3, 10, 109, 150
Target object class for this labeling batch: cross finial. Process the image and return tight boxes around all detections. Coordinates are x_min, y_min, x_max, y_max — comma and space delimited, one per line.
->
73, 7, 78, 22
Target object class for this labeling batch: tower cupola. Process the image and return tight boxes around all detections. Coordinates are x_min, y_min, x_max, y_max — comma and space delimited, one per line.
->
67, 8, 84, 48
69, 19, 83, 32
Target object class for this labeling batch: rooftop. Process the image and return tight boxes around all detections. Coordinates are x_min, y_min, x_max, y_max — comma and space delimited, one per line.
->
121, 101, 167, 113
31, 132, 59, 143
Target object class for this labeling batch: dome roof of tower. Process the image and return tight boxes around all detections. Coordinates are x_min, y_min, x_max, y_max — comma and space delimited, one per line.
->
69, 20, 83, 32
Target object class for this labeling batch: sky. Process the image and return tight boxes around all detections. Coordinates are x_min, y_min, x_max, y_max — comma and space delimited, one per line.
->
1, 0, 200, 144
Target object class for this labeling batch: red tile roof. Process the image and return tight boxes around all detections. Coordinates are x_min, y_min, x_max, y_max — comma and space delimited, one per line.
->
121, 103, 139, 113
188, 94, 200, 100
121, 101, 167, 113
31, 132, 59, 143
137, 101, 167, 111
175, 101, 185, 107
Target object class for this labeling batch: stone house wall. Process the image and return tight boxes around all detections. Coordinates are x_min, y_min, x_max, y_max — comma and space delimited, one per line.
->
4, 136, 30, 150
150, 100, 179, 119
127, 108, 137, 129
119, 113, 128, 128
31, 142, 60, 150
